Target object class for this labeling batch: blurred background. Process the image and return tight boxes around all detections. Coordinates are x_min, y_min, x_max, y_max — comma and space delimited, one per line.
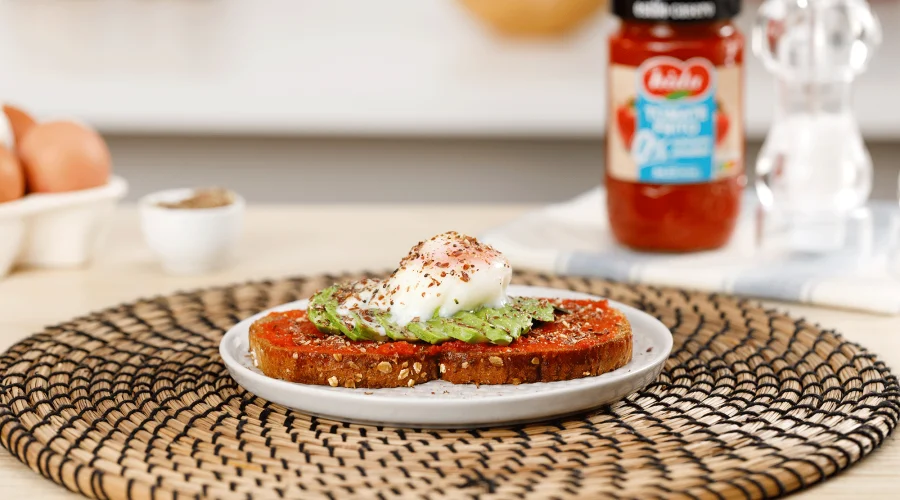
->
1, 0, 897, 204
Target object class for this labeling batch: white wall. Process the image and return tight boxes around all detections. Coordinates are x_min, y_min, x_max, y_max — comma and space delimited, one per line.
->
0, 0, 897, 139
4, 1, 896, 205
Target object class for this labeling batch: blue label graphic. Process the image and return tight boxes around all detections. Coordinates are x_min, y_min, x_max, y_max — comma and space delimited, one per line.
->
633, 61, 717, 184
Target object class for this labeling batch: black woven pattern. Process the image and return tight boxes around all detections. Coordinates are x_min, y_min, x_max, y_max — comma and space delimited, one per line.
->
0, 272, 897, 500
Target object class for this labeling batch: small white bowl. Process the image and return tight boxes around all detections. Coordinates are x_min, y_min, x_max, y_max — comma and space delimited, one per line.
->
139, 188, 245, 275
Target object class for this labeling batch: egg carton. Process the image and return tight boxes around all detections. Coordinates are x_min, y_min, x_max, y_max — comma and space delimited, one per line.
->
0, 176, 128, 279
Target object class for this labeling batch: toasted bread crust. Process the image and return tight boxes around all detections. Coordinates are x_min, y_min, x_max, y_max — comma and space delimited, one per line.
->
248, 299, 632, 388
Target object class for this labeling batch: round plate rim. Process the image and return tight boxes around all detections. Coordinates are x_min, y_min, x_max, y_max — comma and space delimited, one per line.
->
219, 285, 673, 425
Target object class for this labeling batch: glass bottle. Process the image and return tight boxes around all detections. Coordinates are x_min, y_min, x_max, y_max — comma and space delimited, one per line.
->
752, 0, 881, 252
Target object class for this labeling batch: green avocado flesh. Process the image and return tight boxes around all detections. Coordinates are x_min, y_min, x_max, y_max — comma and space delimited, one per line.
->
307, 284, 555, 346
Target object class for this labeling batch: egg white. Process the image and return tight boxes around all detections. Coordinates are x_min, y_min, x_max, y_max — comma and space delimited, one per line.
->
343, 232, 512, 327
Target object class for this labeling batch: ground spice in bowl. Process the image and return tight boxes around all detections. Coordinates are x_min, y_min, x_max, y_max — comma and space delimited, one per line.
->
156, 188, 235, 209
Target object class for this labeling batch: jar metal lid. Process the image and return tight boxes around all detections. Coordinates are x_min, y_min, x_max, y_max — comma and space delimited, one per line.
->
613, 0, 741, 22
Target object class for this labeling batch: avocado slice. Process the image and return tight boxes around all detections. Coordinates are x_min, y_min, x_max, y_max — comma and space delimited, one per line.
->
513, 298, 555, 322
439, 320, 488, 344
307, 303, 330, 333
492, 314, 525, 339
350, 312, 386, 341
376, 313, 416, 341
456, 311, 512, 345
478, 307, 527, 339
323, 304, 354, 337
407, 321, 450, 344
307, 285, 338, 333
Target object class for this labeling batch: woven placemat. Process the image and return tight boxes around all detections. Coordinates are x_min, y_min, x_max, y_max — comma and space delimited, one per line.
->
1, 272, 898, 499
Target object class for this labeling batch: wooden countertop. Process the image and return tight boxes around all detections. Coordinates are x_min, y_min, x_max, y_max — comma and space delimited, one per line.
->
0, 205, 897, 498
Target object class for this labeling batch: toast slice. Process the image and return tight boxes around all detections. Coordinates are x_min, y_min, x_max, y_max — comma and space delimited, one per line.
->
248, 298, 632, 388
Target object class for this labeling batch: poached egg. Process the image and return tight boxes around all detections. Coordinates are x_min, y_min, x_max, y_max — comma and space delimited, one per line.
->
340, 232, 512, 327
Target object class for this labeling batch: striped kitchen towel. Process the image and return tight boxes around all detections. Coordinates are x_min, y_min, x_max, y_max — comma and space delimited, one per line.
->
481, 188, 900, 314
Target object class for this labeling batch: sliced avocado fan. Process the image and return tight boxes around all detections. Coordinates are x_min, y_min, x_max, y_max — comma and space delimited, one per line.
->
308, 284, 555, 346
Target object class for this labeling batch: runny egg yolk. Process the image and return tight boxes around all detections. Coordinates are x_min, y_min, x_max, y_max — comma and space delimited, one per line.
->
366, 231, 512, 326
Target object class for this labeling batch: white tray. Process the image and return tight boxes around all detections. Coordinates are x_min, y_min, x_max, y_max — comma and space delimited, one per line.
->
0, 176, 128, 278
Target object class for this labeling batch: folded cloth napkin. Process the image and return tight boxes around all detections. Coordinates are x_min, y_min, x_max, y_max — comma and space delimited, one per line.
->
481, 188, 900, 314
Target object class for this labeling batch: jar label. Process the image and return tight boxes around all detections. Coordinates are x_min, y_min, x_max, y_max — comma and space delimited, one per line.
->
608, 57, 742, 184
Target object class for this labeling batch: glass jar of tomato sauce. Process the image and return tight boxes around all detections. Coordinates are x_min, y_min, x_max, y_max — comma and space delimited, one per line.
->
606, 0, 745, 252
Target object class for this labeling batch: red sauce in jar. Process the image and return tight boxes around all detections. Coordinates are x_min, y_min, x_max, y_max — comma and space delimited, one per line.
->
606, 0, 745, 252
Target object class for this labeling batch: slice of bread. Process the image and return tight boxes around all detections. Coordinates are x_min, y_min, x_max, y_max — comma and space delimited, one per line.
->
248, 298, 632, 388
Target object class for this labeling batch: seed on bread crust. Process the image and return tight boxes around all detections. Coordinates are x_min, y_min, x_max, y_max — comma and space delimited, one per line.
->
414, 362, 422, 374
440, 363, 446, 373
398, 368, 410, 379
328, 376, 339, 387
407, 379, 415, 387
461, 362, 469, 369
377, 361, 392, 373
333, 353, 343, 362
489, 356, 503, 367
531, 357, 540, 365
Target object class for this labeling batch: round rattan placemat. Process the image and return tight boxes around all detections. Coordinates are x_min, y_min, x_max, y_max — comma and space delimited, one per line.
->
1, 272, 898, 499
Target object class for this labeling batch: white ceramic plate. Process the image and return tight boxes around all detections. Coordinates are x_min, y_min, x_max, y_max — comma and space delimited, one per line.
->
220, 285, 673, 428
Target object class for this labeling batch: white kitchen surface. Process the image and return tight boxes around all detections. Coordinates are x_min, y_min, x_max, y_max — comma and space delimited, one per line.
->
0, 0, 897, 139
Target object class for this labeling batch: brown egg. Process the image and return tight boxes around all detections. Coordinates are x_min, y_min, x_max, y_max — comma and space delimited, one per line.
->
3, 104, 36, 145
0, 144, 25, 203
18, 121, 111, 193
